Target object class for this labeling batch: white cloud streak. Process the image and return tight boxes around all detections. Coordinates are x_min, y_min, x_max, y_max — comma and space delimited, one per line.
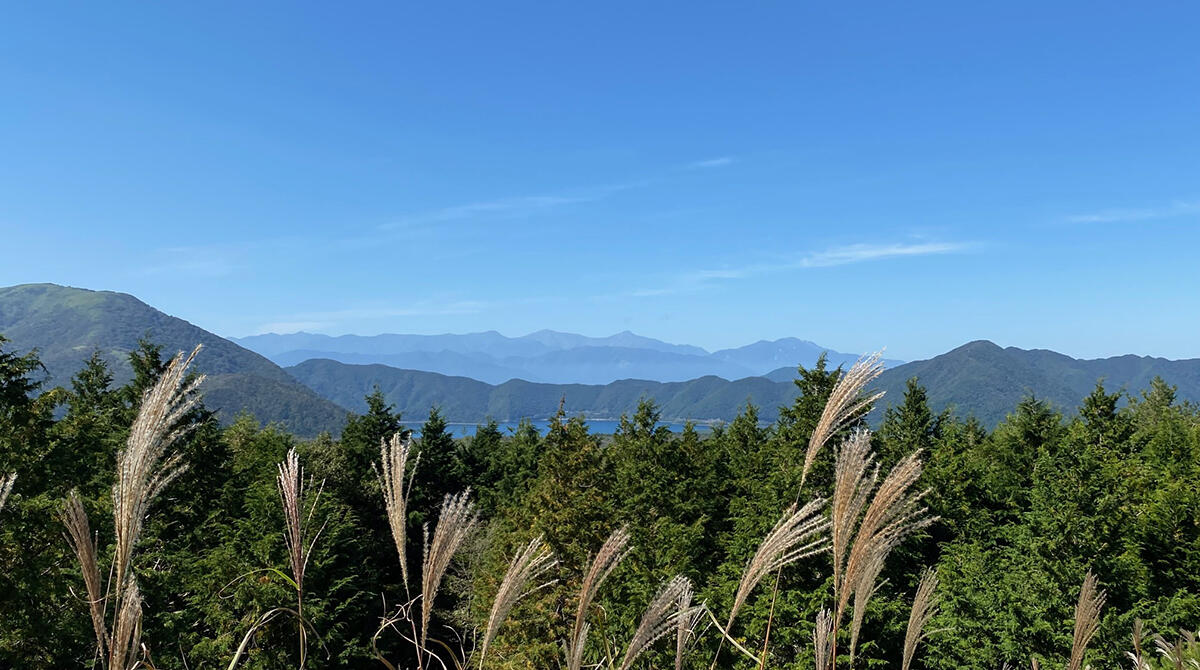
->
380, 181, 646, 231
688, 157, 735, 169
1065, 200, 1200, 224
629, 241, 971, 297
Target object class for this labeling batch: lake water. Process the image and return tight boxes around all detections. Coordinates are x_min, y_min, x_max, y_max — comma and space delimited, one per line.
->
399, 419, 718, 438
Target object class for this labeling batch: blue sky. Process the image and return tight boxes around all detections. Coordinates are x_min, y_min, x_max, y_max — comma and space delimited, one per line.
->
2, 2, 1198, 361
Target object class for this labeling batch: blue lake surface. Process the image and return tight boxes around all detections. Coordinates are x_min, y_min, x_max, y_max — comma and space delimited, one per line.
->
399, 419, 718, 439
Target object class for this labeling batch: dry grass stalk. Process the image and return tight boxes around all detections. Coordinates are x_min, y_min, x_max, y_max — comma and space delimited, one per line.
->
567, 526, 632, 670
0, 472, 14, 517
377, 431, 419, 595
1127, 618, 1150, 670
478, 535, 557, 668
277, 448, 324, 601
61, 345, 203, 670
726, 498, 829, 633
420, 490, 480, 655
800, 351, 886, 488
112, 345, 204, 596
836, 450, 932, 622
848, 549, 887, 666
566, 622, 590, 670
1068, 571, 1106, 670
675, 583, 704, 670
830, 430, 878, 603
620, 575, 697, 670
813, 608, 834, 670
276, 446, 326, 668
901, 568, 940, 670
63, 490, 108, 660
109, 580, 142, 670
1151, 628, 1198, 670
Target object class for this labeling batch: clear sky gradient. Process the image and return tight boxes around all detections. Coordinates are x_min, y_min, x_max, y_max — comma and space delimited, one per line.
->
2, 2, 1198, 360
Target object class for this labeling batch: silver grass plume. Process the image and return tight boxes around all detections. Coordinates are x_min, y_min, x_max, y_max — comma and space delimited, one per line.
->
109, 580, 142, 670
478, 535, 557, 668
800, 351, 885, 488
675, 583, 704, 670
277, 447, 326, 669
620, 575, 698, 670
62, 490, 107, 660
813, 609, 835, 670
112, 344, 204, 595
848, 547, 887, 666
377, 431, 419, 594
830, 430, 878, 604
567, 527, 631, 670
420, 490, 480, 654
66, 344, 203, 670
277, 447, 326, 604
1151, 628, 1198, 670
901, 568, 940, 670
726, 498, 829, 633
837, 450, 933, 621
1127, 618, 1149, 670
1068, 571, 1107, 670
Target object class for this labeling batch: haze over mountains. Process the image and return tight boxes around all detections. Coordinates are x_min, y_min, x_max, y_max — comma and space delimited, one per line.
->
232, 331, 900, 385
2, 283, 1199, 434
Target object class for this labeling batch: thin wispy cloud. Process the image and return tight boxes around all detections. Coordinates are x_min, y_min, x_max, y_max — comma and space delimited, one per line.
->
380, 181, 646, 231
688, 156, 736, 169
628, 240, 971, 297
1065, 200, 1200, 224
252, 300, 491, 334
139, 246, 240, 278
799, 241, 968, 267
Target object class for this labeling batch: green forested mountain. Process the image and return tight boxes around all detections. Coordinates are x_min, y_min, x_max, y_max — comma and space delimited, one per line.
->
289, 341, 1200, 428
871, 340, 1200, 426
0, 283, 347, 435
6, 283, 1200, 432
286, 358, 793, 422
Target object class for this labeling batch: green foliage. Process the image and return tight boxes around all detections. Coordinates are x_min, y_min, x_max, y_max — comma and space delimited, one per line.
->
0, 341, 1198, 669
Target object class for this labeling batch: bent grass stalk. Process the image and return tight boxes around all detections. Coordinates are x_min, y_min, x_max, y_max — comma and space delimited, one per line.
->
420, 490, 480, 666
567, 526, 631, 670
62, 344, 204, 670
477, 535, 557, 668
761, 353, 885, 667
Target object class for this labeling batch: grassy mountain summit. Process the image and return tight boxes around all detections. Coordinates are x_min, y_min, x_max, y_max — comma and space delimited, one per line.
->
0, 283, 348, 435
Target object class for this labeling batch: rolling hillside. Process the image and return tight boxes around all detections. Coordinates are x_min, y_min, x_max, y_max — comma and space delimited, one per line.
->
289, 342, 1200, 429
287, 358, 794, 423
871, 340, 1200, 425
0, 283, 348, 435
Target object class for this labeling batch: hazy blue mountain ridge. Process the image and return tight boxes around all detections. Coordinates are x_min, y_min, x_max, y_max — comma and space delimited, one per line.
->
236, 330, 878, 384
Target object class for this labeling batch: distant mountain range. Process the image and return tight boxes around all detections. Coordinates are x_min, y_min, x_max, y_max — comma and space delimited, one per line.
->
3, 283, 1199, 434
286, 342, 1200, 427
287, 359, 792, 424
233, 331, 900, 385
0, 284, 348, 436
